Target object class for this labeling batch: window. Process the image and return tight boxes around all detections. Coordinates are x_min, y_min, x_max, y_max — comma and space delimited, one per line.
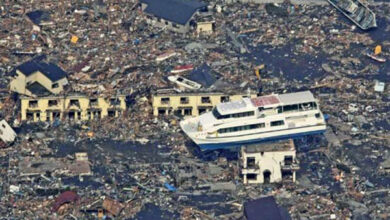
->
1, 124, 5, 129
48, 100, 58, 107
218, 123, 265, 134
247, 174, 257, 180
90, 99, 98, 106
26, 112, 34, 120
108, 110, 116, 117
283, 104, 299, 112
201, 97, 211, 103
172, 23, 178, 28
165, 21, 169, 25
161, 97, 170, 104
52, 83, 59, 89
180, 97, 189, 104
231, 111, 255, 118
183, 108, 192, 115
212, 108, 255, 120
29, 100, 38, 108
220, 96, 229, 103
284, 156, 293, 165
315, 113, 321, 119
300, 102, 317, 111
69, 99, 80, 107
242, 96, 249, 98
271, 120, 285, 126
110, 98, 120, 105
247, 157, 256, 168
198, 106, 212, 115
158, 108, 167, 115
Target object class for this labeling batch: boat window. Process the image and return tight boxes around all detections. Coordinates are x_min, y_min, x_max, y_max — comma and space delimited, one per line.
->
218, 123, 265, 134
283, 104, 299, 112
299, 102, 317, 111
177, 77, 183, 82
231, 111, 255, 118
271, 120, 284, 126
212, 108, 222, 119
277, 106, 283, 113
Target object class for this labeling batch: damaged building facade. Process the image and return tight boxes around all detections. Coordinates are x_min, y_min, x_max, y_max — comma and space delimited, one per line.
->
241, 139, 299, 184
140, 0, 209, 34
20, 94, 126, 122
152, 89, 257, 116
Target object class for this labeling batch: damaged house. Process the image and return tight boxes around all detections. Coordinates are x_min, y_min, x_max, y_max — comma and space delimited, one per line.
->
9, 55, 68, 97
241, 139, 299, 184
140, 0, 208, 34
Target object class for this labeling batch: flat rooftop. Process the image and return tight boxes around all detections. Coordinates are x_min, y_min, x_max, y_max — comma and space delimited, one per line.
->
278, 91, 315, 105
242, 139, 295, 153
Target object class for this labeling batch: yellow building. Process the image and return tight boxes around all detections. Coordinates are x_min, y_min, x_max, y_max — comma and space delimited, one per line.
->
20, 94, 126, 122
196, 21, 215, 34
10, 55, 68, 97
152, 89, 257, 117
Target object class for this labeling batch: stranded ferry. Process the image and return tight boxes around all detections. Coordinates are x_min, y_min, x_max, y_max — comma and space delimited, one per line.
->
180, 91, 326, 150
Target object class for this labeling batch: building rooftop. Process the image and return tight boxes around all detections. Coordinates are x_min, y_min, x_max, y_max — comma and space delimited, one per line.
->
242, 139, 295, 153
20, 93, 126, 100
244, 196, 291, 220
26, 10, 51, 25
16, 55, 67, 82
251, 95, 280, 107
218, 99, 248, 113
141, 0, 207, 25
187, 64, 217, 88
26, 82, 51, 96
278, 91, 315, 105
154, 88, 255, 96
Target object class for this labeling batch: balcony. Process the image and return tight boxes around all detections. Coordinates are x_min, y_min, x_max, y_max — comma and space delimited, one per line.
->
241, 162, 260, 175
280, 160, 300, 171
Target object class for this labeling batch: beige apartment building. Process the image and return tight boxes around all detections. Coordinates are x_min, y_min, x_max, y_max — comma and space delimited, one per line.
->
152, 89, 257, 117
21, 94, 126, 122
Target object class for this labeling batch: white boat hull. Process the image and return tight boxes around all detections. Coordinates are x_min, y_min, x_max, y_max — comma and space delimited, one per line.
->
181, 122, 326, 150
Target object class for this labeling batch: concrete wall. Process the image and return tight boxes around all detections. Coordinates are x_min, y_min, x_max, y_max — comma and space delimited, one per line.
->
21, 95, 126, 122
152, 92, 257, 117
